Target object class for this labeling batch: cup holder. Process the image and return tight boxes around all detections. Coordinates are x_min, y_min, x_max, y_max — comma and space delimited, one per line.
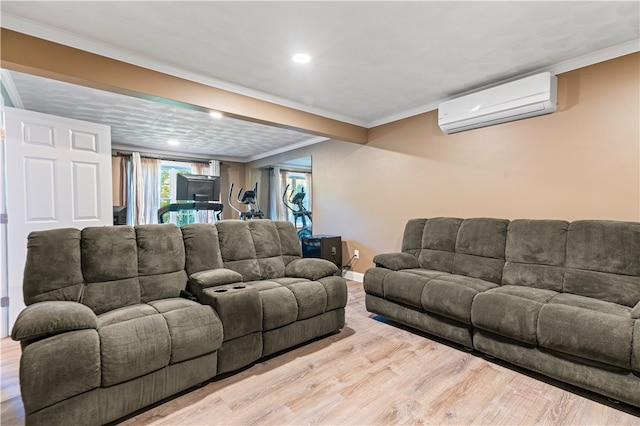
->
233, 285, 246, 289
214, 288, 228, 293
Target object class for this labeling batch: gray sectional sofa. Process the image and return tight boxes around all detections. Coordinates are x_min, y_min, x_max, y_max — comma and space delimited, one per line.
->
11, 220, 347, 426
364, 217, 640, 407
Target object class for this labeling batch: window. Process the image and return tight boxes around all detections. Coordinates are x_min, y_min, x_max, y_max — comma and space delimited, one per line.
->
159, 161, 196, 226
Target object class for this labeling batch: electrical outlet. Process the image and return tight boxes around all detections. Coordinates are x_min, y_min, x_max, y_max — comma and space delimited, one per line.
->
354, 249, 359, 259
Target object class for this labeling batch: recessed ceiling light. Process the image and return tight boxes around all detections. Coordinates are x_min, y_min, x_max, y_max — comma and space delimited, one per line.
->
168, 139, 180, 146
209, 111, 223, 119
292, 53, 311, 64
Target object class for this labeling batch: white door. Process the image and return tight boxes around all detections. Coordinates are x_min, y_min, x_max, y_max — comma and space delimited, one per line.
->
2, 107, 112, 336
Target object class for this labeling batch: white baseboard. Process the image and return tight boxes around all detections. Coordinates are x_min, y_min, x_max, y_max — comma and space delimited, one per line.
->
343, 270, 364, 283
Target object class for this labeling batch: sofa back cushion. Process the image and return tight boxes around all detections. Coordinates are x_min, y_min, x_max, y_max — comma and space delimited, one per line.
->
80, 224, 188, 314
452, 218, 509, 284
81, 226, 140, 314
215, 220, 302, 281
403, 217, 508, 284
503, 220, 569, 291
135, 224, 188, 303
403, 217, 640, 306
564, 220, 640, 307
181, 223, 225, 275
417, 217, 463, 273
23, 228, 84, 305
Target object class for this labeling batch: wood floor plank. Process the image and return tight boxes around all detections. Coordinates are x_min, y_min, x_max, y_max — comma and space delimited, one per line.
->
2, 281, 639, 425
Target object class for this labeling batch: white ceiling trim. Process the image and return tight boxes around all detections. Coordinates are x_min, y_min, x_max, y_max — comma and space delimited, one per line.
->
366, 38, 640, 129
112, 135, 328, 164
111, 142, 243, 163
1, 13, 369, 128
245, 136, 329, 163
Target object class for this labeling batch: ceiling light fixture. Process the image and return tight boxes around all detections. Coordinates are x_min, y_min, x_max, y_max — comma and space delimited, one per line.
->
168, 139, 180, 146
292, 53, 311, 64
209, 111, 223, 119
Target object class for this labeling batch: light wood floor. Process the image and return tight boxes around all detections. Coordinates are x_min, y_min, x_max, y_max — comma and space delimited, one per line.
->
2, 281, 640, 425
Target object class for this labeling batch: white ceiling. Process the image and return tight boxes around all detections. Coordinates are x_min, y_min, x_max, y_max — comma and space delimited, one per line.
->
1, 1, 639, 161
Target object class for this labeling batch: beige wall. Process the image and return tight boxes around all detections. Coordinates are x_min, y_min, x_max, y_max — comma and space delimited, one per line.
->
255, 53, 640, 273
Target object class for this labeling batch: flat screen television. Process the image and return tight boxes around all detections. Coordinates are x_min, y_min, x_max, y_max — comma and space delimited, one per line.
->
176, 174, 221, 202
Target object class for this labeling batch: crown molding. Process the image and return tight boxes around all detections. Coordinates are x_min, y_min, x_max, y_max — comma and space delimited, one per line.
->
245, 136, 329, 163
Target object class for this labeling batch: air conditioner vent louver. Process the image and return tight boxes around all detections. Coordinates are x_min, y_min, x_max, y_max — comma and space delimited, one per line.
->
438, 72, 558, 134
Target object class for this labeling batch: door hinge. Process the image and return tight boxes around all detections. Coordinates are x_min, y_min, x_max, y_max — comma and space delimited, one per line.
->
1, 297, 8, 307
0, 128, 5, 141
0, 213, 6, 224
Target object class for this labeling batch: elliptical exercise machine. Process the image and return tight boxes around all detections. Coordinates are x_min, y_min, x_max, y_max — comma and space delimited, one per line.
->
283, 184, 312, 239
228, 182, 264, 220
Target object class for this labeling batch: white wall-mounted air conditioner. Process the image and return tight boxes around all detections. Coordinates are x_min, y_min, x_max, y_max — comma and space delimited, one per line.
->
438, 72, 558, 134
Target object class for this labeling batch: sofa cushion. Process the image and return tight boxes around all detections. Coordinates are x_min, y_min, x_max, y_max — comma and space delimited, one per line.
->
285, 280, 328, 320
418, 249, 455, 273
423, 217, 464, 251
217, 221, 260, 280
417, 217, 463, 272
97, 304, 157, 328
82, 226, 138, 283
98, 313, 171, 386
12, 301, 97, 342
136, 224, 188, 302
136, 224, 185, 276
82, 278, 141, 315
422, 275, 498, 324
505, 220, 569, 266
383, 270, 444, 310
373, 252, 419, 271
452, 218, 509, 284
19, 330, 100, 414
362, 268, 393, 297
401, 218, 428, 256
564, 220, 640, 307
502, 263, 565, 292
81, 227, 141, 314
566, 220, 640, 276
181, 223, 225, 275
286, 258, 339, 280
148, 298, 223, 363
23, 228, 84, 305
275, 221, 303, 264
189, 269, 244, 293
456, 218, 509, 259
139, 270, 189, 303
538, 293, 634, 369
256, 284, 298, 330
471, 286, 557, 344
316, 275, 349, 312
563, 269, 640, 308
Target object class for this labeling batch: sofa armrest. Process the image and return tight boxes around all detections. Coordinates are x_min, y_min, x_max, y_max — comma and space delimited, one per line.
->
372, 252, 419, 271
189, 268, 244, 291
286, 258, 339, 280
11, 301, 97, 342
632, 301, 640, 319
